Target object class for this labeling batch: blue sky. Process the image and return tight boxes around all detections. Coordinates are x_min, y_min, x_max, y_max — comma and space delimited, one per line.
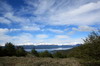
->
0, 0, 100, 45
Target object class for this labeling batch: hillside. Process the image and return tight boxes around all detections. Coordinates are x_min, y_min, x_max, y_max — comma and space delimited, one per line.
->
56, 31, 100, 61
66, 31, 100, 60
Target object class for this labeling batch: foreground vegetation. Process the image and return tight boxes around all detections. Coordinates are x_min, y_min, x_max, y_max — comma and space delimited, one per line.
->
0, 30, 100, 66
0, 57, 84, 66
0, 57, 100, 66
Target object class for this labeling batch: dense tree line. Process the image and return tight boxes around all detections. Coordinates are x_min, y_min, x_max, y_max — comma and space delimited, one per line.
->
0, 42, 27, 57
30, 49, 66, 58
0, 42, 66, 58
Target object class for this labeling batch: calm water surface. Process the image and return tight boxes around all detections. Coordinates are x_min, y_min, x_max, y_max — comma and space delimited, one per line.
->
25, 47, 72, 52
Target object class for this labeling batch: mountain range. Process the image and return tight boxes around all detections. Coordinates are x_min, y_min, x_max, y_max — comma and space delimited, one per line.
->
19, 44, 81, 49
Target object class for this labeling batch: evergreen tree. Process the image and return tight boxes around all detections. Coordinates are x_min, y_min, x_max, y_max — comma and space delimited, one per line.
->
4, 42, 16, 56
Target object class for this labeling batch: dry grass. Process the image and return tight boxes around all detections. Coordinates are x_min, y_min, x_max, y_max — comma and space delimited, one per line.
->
0, 57, 82, 66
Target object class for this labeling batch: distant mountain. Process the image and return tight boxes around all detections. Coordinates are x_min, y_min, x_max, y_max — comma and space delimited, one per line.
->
19, 44, 81, 49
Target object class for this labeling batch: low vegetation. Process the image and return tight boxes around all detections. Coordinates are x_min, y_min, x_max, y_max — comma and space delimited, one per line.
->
0, 57, 82, 66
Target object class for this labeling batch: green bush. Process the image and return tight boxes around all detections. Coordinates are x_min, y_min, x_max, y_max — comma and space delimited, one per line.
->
16, 46, 27, 57
39, 50, 52, 57
53, 51, 65, 58
31, 49, 39, 57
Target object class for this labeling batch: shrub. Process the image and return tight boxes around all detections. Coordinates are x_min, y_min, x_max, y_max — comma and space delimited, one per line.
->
53, 51, 65, 58
39, 50, 52, 57
31, 49, 39, 57
16, 46, 27, 57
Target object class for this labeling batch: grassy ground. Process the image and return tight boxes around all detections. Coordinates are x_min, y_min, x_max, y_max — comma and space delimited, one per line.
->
0, 57, 82, 66
0, 57, 100, 66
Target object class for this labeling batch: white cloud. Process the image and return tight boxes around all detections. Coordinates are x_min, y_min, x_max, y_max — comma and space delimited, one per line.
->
47, 1, 100, 26
12, 33, 34, 44
36, 34, 48, 39
68, 1, 100, 16
55, 35, 69, 39
0, 31, 34, 46
67, 31, 75, 35
22, 26, 40, 31
0, 28, 35, 45
3, 13, 41, 31
0, 28, 11, 45
22, 0, 100, 26
0, 1, 13, 14
4, 12, 30, 24
0, 17, 11, 24
1, 0, 100, 26
72, 25, 97, 31
47, 29, 64, 33
0, 28, 9, 34
41, 37, 83, 45
5, 25, 41, 32
10, 29, 21, 31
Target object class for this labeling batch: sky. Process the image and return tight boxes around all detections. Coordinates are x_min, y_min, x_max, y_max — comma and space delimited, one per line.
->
0, 0, 100, 45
